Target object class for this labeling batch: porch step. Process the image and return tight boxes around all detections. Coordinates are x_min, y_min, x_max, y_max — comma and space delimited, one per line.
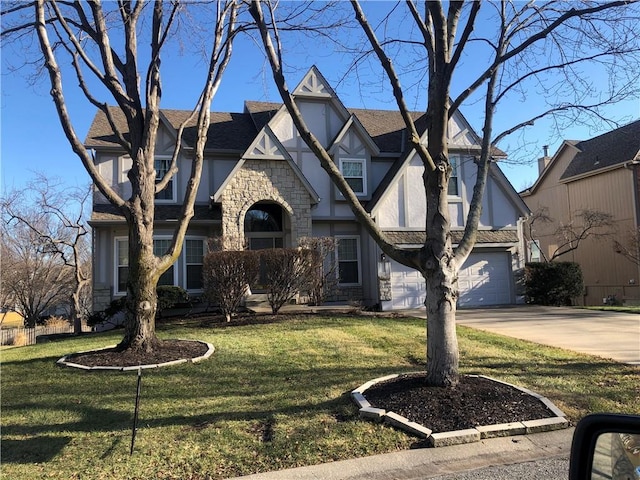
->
244, 293, 269, 307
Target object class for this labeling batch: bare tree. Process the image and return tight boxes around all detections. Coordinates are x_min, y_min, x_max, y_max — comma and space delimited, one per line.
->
614, 227, 640, 266
2, 1, 241, 352
2, 175, 91, 333
250, 0, 640, 385
527, 207, 615, 262
1, 218, 73, 327
298, 236, 338, 306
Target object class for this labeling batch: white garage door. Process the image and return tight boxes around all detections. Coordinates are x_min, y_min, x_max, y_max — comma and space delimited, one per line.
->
389, 252, 512, 310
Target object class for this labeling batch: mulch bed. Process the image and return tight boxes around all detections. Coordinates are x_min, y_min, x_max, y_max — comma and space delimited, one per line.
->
67, 339, 209, 368
363, 373, 555, 433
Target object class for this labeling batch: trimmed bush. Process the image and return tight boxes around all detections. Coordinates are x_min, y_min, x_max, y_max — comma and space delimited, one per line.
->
261, 248, 314, 314
203, 250, 260, 321
298, 237, 338, 306
156, 286, 190, 316
525, 262, 583, 306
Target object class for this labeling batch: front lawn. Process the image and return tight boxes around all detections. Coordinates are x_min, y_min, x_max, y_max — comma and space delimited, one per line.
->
2, 314, 638, 479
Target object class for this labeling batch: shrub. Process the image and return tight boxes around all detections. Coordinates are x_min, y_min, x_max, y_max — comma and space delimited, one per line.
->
203, 250, 260, 321
44, 316, 70, 328
298, 237, 338, 306
86, 286, 189, 327
525, 262, 584, 306
261, 248, 313, 314
11, 331, 28, 347
156, 286, 190, 317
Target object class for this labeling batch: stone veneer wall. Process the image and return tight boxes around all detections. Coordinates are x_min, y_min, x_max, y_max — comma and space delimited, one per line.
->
93, 284, 112, 312
220, 159, 313, 249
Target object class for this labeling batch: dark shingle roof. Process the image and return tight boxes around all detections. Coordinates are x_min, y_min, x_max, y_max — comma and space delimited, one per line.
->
560, 120, 640, 180
384, 230, 519, 245
85, 106, 258, 152
86, 102, 500, 158
91, 203, 221, 223
244, 101, 427, 154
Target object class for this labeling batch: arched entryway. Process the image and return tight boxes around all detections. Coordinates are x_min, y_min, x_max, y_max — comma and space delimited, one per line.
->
244, 202, 289, 250
244, 202, 291, 290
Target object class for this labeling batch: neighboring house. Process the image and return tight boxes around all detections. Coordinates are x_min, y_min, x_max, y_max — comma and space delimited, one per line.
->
521, 120, 640, 305
87, 66, 530, 312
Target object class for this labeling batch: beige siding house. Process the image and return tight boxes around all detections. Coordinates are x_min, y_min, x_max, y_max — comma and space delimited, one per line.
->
521, 120, 640, 305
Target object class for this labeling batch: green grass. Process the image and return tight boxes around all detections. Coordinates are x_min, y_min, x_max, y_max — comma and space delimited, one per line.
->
1, 314, 638, 480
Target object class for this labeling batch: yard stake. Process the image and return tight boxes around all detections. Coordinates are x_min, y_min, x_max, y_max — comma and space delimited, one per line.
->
130, 368, 142, 456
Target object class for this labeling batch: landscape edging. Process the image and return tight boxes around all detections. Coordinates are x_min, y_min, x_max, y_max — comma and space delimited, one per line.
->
351, 372, 569, 447
56, 340, 215, 371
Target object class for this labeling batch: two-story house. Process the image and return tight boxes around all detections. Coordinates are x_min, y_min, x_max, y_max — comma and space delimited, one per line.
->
521, 120, 640, 305
87, 66, 530, 312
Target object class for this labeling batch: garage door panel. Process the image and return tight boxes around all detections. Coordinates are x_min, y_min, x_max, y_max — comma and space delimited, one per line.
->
389, 252, 512, 309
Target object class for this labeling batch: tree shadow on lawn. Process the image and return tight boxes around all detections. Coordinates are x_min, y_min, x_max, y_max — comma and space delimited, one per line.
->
1, 436, 72, 464
2, 360, 405, 438
463, 356, 639, 414
1, 403, 137, 437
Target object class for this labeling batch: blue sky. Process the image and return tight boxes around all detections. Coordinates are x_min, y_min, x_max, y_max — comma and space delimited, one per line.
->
2, 2, 639, 196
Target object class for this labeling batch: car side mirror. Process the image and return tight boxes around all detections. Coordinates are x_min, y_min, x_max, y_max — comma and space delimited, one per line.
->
569, 413, 640, 480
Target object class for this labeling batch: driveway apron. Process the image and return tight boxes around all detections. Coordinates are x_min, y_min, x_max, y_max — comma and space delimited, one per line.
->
445, 305, 640, 365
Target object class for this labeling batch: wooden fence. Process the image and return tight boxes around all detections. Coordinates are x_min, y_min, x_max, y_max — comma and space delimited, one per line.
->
0, 324, 76, 346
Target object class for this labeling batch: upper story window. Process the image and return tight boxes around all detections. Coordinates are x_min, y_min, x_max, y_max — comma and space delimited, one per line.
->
528, 240, 542, 262
339, 158, 367, 196
448, 156, 459, 196
155, 157, 176, 202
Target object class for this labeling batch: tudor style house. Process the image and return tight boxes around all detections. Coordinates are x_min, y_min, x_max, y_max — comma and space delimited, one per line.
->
521, 120, 640, 306
88, 66, 530, 312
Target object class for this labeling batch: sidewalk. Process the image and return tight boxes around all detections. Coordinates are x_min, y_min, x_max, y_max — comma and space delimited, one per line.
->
229, 427, 574, 480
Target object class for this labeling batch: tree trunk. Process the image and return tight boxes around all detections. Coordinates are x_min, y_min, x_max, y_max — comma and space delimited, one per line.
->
420, 86, 460, 386
118, 163, 162, 352
118, 233, 161, 352
424, 269, 459, 386
70, 290, 82, 335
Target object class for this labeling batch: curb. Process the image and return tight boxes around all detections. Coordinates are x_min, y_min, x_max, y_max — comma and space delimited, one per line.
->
351, 373, 569, 447
56, 340, 215, 371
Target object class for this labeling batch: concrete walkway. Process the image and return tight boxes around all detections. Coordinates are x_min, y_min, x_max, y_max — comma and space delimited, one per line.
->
451, 305, 640, 365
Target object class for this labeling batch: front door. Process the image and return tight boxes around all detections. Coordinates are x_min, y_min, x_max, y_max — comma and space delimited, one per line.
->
245, 202, 286, 289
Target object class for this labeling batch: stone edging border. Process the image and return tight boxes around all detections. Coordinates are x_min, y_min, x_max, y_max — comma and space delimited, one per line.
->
56, 340, 215, 371
351, 373, 569, 447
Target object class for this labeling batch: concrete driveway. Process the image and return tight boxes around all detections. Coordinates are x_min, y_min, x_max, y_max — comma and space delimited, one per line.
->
450, 305, 640, 365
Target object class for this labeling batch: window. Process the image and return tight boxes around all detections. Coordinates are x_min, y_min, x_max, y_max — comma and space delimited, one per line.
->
448, 156, 459, 196
245, 203, 285, 251
153, 239, 175, 286
115, 237, 177, 293
116, 238, 129, 293
337, 236, 360, 285
155, 157, 175, 201
529, 240, 542, 262
185, 239, 205, 291
339, 158, 366, 195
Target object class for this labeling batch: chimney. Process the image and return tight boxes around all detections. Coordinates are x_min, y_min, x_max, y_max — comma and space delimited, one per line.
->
538, 145, 551, 175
